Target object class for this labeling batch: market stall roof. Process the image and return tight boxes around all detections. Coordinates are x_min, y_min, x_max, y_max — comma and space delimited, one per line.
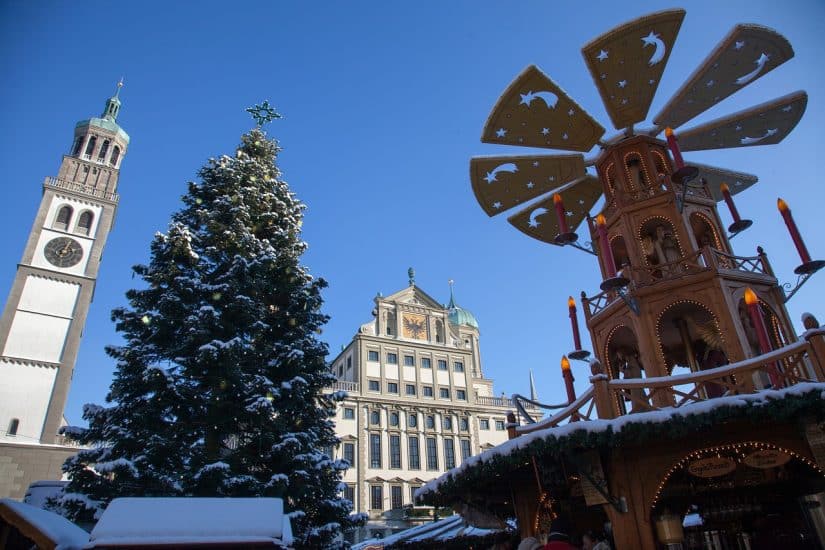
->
416, 382, 825, 508
351, 514, 507, 549
0, 498, 89, 550
87, 497, 293, 548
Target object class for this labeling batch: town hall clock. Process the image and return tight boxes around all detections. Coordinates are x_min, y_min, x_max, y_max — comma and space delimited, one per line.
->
44, 236, 84, 268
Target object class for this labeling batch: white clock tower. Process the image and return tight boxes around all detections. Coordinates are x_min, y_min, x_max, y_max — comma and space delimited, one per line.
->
0, 84, 129, 444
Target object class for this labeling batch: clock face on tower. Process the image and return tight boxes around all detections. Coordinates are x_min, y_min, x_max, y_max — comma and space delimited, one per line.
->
402, 313, 427, 340
44, 236, 84, 268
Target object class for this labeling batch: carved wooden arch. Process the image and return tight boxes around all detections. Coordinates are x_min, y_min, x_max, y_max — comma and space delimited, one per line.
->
650, 150, 670, 179
731, 287, 790, 350
608, 233, 630, 272
655, 299, 724, 374
602, 324, 640, 380
637, 215, 686, 268
650, 440, 825, 512
622, 150, 652, 190
603, 161, 617, 194
689, 210, 724, 251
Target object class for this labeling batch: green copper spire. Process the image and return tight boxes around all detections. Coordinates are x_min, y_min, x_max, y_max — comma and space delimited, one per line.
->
447, 279, 479, 329
102, 78, 123, 121
447, 279, 456, 308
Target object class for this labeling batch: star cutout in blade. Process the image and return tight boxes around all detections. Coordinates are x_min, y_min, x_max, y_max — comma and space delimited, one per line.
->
597, 50, 608, 61
735, 40, 745, 50
496, 128, 507, 138
618, 80, 627, 89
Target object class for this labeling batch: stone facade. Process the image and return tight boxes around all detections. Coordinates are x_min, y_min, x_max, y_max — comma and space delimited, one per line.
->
328, 281, 529, 540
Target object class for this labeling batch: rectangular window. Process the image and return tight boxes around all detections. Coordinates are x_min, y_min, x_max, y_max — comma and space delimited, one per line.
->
368, 380, 380, 391
479, 419, 490, 430
344, 484, 355, 507
408, 413, 418, 428
370, 411, 381, 426
443, 416, 453, 430
495, 420, 506, 431
439, 388, 450, 399
386, 352, 398, 364
338, 365, 343, 376
437, 359, 448, 370
444, 438, 456, 469
423, 386, 434, 398
404, 355, 415, 366
456, 389, 466, 400
454, 361, 464, 372
343, 407, 355, 419
370, 434, 381, 468
343, 442, 355, 466
405, 384, 416, 396
460, 439, 472, 461
421, 358, 431, 369
391, 485, 403, 509
390, 435, 401, 469
408, 436, 420, 469
370, 485, 383, 510
409, 485, 420, 506
368, 350, 379, 361
387, 382, 398, 393
459, 417, 469, 431
426, 437, 438, 470
347, 356, 352, 368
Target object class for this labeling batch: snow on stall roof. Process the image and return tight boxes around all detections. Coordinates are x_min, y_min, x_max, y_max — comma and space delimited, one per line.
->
351, 514, 503, 549
416, 382, 825, 500
88, 497, 293, 547
0, 498, 89, 550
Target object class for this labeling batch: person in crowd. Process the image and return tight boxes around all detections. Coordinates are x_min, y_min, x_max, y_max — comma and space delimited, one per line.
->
518, 535, 544, 550
582, 530, 611, 550
543, 517, 578, 549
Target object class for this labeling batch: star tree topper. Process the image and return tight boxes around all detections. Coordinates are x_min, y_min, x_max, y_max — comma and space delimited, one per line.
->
246, 100, 281, 127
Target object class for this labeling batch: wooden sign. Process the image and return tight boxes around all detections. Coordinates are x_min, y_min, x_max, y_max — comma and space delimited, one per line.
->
743, 449, 791, 469
806, 421, 825, 471
575, 450, 609, 506
687, 456, 736, 478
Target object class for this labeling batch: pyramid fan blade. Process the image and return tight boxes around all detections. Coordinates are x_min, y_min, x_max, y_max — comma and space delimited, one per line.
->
481, 65, 605, 152
507, 176, 602, 245
676, 91, 806, 151
653, 24, 794, 132
690, 162, 759, 201
471, 154, 586, 216
582, 9, 685, 130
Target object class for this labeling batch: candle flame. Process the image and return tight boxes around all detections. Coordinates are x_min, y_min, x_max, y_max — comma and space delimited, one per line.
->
777, 198, 789, 212
553, 193, 563, 205
665, 127, 674, 137
720, 182, 729, 194
561, 355, 571, 372
568, 296, 576, 309
744, 287, 758, 306
596, 214, 606, 227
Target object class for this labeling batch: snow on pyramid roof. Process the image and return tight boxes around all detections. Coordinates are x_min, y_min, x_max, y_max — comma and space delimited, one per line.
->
88, 497, 293, 548
0, 498, 90, 550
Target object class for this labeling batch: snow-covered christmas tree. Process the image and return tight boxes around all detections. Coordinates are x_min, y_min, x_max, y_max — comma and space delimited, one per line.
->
55, 103, 363, 548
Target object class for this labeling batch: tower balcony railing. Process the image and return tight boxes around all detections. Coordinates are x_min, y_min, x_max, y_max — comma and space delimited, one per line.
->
583, 247, 774, 319
508, 328, 825, 435
44, 177, 119, 202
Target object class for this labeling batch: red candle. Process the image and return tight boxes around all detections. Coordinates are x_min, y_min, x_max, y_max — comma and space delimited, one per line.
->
744, 288, 782, 388
777, 198, 812, 264
664, 127, 684, 170
568, 296, 582, 351
553, 193, 570, 235
720, 183, 742, 224
596, 214, 617, 278
561, 355, 576, 404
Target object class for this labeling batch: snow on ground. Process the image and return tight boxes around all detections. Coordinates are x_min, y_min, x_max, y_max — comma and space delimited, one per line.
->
0, 498, 89, 550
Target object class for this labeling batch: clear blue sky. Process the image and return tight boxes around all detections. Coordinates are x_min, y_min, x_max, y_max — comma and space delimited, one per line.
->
1, 1, 824, 425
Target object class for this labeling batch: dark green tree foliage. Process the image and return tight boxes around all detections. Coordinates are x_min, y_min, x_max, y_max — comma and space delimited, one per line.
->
55, 127, 363, 547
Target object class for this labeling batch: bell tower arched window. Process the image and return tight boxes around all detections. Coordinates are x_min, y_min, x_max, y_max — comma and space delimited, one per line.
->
84, 136, 97, 157
72, 136, 83, 155
110, 146, 121, 166
98, 139, 110, 161
54, 205, 73, 231
76, 211, 94, 236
